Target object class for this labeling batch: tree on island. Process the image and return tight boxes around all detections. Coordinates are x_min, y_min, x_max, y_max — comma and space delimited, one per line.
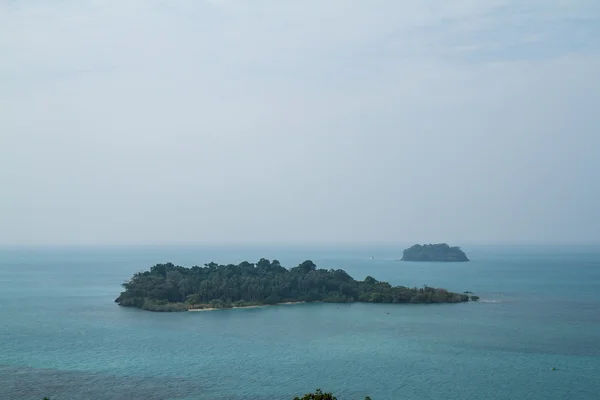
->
115, 258, 477, 312
401, 243, 469, 262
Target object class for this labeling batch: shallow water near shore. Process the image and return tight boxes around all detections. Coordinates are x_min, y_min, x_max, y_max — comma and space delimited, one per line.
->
1, 244, 599, 400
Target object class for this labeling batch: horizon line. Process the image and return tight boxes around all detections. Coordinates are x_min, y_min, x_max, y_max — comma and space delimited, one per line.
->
1, 241, 599, 249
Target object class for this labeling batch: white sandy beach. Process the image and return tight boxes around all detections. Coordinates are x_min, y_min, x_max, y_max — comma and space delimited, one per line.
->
188, 301, 304, 312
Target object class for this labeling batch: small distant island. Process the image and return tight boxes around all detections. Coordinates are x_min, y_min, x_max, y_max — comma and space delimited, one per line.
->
401, 243, 470, 262
115, 258, 478, 312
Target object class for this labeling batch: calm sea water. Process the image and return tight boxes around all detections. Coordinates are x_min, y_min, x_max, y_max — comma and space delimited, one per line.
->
1, 244, 599, 400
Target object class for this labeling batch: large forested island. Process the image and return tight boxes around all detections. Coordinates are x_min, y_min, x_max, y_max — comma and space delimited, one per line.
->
115, 258, 478, 312
401, 243, 470, 262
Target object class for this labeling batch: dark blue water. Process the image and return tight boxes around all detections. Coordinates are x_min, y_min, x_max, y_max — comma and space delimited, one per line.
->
1, 245, 599, 400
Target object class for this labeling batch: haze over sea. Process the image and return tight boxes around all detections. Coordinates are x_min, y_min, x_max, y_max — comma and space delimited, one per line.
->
1, 244, 599, 400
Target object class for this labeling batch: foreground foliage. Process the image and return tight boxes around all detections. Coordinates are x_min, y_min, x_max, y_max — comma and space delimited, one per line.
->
115, 258, 476, 311
44, 390, 371, 400
293, 389, 372, 400
401, 243, 469, 262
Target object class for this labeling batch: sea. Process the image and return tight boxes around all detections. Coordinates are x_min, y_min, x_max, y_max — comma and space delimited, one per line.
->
1, 244, 599, 400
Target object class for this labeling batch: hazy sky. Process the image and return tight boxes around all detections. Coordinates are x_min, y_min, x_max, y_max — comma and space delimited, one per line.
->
1, 0, 599, 246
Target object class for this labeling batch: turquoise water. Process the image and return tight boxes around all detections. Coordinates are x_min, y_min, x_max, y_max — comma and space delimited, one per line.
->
1, 245, 599, 400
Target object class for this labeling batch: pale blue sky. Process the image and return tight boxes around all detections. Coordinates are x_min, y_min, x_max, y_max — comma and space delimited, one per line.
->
1, 0, 599, 245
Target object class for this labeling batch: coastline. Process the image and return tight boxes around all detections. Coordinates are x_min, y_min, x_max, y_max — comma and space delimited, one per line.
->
188, 301, 304, 312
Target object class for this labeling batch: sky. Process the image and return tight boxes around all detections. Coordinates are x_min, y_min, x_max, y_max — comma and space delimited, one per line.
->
1, 0, 599, 246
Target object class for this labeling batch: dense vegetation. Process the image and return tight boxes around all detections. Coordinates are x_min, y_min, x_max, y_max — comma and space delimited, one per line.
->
115, 258, 477, 311
401, 243, 469, 262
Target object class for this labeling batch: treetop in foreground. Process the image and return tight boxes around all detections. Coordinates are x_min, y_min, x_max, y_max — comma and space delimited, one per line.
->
44, 390, 371, 400
115, 258, 478, 312
293, 389, 372, 400
401, 243, 469, 262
